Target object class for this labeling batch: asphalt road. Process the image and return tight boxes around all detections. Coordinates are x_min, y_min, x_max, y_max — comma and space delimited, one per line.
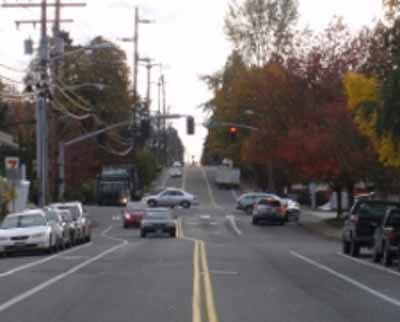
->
1, 166, 400, 322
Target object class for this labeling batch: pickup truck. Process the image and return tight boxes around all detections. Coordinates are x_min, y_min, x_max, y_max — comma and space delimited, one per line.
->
371, 208, 400, 268
342, 200, 400, 257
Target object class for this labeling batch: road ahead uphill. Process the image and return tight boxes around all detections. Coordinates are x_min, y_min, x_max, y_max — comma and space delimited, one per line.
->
0, 166, 400, 322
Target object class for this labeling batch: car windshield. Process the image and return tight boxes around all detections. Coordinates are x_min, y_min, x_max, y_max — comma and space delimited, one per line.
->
127, 202, 145, 212
145, 210, 171, 220
1, 214, 47, 229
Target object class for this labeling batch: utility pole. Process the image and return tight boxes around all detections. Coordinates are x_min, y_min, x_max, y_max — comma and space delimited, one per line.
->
2, 1, 86, 205
121, 7, 153, 138
37, 0, 49, 208
161, 74, 168, 166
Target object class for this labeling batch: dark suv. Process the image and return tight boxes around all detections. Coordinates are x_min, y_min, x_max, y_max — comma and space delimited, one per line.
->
342, 200, 400, 257
371, 208, 400, 268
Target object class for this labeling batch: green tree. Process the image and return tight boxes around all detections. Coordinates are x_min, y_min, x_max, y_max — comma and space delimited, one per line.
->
225, 0, 299, 66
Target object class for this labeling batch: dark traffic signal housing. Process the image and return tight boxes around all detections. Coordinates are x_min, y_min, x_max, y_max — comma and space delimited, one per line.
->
187, 116, 195, 135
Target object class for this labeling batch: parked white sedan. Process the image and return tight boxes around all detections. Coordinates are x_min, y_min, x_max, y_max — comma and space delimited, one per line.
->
0, 209, 57, 255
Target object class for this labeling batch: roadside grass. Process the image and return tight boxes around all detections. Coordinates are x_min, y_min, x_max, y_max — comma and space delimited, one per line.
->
324, 217, 345, 229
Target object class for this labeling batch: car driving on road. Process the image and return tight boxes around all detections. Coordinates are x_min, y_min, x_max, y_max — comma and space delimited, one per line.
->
371, 208, 400, 268
0, 209, 58, 255
237, 192, 280, 214
252, 198, 287, 225
143, 187, 197, 209
123, 202, 146, 228
169, 167, 182, 178
140, 208, 176, 238
342, 200, 400, 257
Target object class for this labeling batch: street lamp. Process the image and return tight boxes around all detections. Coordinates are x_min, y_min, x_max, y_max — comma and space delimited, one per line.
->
62, 83, 109, 91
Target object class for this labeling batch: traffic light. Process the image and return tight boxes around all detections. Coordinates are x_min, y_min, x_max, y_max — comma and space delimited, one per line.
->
187, 116, 195, 135
228, 126, 238, 141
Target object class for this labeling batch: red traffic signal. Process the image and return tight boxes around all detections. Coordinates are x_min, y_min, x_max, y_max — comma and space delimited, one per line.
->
228, 127, 238, 141
228, 127, 238, 134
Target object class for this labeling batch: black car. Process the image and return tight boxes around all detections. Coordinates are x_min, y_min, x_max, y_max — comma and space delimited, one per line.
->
342, 200, 400, 257
371, 208, 400, 268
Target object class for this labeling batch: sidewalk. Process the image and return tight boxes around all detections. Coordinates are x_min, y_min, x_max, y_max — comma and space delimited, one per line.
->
300, 208, 342, 241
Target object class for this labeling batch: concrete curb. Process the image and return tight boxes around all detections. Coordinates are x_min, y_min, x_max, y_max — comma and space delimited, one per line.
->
300, 221, 342, 241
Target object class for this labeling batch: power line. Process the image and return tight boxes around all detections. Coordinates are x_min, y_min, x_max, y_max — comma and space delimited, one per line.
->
0, 74, 24, 84
53, 83, 92, 112
53, 97, 91, 120
0, 63, 26, 73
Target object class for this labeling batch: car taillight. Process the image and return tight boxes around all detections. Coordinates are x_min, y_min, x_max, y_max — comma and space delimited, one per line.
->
388, 230, 399, 241
350, 215, 359, 223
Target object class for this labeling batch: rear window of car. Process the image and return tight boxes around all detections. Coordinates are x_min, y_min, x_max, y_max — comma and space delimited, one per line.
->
356, 202, 400, 218
58, 205, 80, 220
145, 210, 171, 220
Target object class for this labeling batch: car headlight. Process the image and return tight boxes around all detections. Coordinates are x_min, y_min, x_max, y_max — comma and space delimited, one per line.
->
31, 232, 46, 239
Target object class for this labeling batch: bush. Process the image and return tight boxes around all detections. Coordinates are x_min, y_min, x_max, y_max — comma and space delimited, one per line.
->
134, 150, 159, 188
63, 180, 96, 204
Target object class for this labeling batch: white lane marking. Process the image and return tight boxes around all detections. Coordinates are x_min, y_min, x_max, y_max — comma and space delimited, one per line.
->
0, 225, 115, 278
207, 270, 239, 276
200, 166, 222, 210
0, 242, 93, 278
101, 225, 126, 243
112, 215, 121, 221
199, 215, 211, 220
0, 240, 128, 313
226, 215, 243, 236
291, 251, 400, 308
58, 256, 89, 261
336, 252, 400, 278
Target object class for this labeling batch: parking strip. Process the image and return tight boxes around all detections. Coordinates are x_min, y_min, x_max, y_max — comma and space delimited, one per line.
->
0, 241, 93, 278
0, 232, 129, 313
336, 252, 400, 278
291, 251, 400, 308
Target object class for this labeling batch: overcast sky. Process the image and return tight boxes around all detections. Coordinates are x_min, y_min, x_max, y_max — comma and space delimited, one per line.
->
0, 0, 384, 162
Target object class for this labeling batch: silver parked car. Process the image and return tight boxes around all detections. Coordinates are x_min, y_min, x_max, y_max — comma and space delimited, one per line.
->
50, 202, 92, 243
57, 209, 77, 247
44, 207, 69, 250
143, 188, 198, 209
0, 209, 58, 255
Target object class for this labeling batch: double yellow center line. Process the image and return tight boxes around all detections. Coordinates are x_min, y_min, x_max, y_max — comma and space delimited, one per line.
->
192, 239, 220, 322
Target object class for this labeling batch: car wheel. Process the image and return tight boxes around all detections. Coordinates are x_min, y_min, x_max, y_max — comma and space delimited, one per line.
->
350, 240, 360, 257
140, 230, 146, 238
86, 234, 91, 242
342, 239, 351, 255
383, 244, 393, 266
372, 244, 382, 262
170, 230, 176, 238
148, 199, 157, 208
252, 218, 258, 225
181, 201, 191, 209
123, 222, 129, 229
